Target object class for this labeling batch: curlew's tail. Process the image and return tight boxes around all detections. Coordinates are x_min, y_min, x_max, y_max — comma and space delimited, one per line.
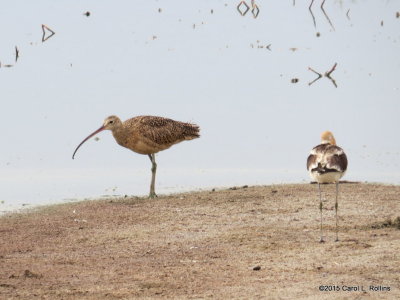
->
183, 122, 200, 140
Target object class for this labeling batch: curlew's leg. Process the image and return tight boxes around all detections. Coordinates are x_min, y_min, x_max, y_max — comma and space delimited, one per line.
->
335, 181, 339, 242
148, 154, 157, 198
318, 183, 324, 243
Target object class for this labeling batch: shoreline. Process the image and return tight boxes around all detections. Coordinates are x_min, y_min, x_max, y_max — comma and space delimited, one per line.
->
2, 180, 398, 216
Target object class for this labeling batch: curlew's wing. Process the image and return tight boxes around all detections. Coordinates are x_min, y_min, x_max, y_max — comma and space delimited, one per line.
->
133, 116, 200, 145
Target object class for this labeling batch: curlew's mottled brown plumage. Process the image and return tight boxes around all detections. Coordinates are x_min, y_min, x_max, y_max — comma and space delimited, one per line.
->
307, 131, 348, 242
110, 116, 200, 155
72, 115, 200, 198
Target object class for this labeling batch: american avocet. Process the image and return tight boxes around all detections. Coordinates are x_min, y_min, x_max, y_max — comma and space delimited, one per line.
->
307, 131, 348, 242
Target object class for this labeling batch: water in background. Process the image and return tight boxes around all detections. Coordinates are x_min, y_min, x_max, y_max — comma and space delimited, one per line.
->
1, 0, 399, 212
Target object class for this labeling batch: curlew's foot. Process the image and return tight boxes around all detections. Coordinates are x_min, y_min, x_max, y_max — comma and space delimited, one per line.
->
149, 192, 158, 198
335, 238, 339, 242
319, 238, 325, 243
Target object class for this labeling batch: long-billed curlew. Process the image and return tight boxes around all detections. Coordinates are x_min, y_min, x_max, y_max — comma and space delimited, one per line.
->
72, 115, 200, 198
307, 131, 348, 242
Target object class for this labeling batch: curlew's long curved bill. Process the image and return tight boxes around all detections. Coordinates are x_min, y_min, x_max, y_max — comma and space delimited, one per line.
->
72, 125, 105, 159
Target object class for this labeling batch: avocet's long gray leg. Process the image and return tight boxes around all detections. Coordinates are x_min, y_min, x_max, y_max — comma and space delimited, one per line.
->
335, 181, 339, 242
318, 183, 324, 243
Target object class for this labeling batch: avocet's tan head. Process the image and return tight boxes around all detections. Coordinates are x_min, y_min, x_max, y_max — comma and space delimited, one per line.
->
320, 131, 337, 145
72, 115, 122, 159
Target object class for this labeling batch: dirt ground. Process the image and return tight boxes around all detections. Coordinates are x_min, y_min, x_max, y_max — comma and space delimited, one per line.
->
0, 183, 399, 299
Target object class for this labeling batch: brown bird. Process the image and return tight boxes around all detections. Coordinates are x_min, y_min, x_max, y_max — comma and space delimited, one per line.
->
307, 131, 348, 242
72, 115, 200, 198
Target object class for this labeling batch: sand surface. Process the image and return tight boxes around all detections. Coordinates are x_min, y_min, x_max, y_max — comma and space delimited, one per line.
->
1, 183, 399, 299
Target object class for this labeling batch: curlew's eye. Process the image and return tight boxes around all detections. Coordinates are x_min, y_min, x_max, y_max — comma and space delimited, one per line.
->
109, 120, 114, 124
